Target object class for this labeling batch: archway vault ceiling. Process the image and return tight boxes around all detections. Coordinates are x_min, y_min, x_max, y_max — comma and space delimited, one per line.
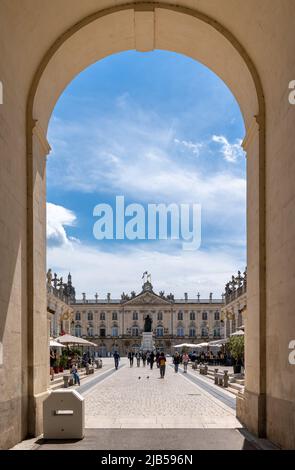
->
29, 2, 262, 138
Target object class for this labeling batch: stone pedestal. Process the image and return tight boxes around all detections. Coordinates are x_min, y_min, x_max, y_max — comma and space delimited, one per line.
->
141, 332, 155, 352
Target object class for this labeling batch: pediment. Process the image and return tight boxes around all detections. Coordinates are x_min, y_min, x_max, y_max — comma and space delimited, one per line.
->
122, 291, 172, 306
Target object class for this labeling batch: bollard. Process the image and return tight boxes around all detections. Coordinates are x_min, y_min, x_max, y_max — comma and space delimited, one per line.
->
214, 368, 219, 384
43, 389, 85, 439
223, 370, 229, 387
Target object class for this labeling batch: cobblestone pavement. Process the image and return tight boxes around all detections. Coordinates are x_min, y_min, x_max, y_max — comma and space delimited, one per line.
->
84, 358, 242, 429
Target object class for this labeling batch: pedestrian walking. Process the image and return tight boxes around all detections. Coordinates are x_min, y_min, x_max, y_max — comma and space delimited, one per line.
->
156, 350, 160, 368
149, 351, 155, 369
142, 352, 147, 367
136, 352, 141, 367
173, 352, 180, 373
113, 350, 120, 370
182, 352, 189, 373
128, 351, 134, 367
159, 352, 166, 378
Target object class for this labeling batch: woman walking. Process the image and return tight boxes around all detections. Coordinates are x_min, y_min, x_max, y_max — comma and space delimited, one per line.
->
182, 352, 189, 373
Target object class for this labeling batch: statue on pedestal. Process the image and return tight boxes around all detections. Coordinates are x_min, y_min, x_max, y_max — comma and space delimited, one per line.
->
144, 315, 152, 332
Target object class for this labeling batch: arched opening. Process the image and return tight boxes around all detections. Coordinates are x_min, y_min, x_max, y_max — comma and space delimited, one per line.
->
27, 2, 265, 440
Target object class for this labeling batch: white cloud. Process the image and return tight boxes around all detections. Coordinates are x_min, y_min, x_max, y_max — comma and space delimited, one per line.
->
47, 202, 77, 247
47, 240, 245, 299
212, 135, 245, 163
174, 138, 203, 155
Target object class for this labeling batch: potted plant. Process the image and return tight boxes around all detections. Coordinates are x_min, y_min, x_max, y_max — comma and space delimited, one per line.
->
228, 335, 244, 374
53, 360, 59, 374
59, 355, 67, 372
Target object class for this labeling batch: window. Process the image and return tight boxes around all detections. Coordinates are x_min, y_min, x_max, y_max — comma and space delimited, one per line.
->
132, 311, 138, 320
112, 311, 118, 321
214, 327, 220, 337
132, 327, 139, 337
177, 327, 184, 337
190, 311, 195, 321
201, 327, 208, 337
75, 312, 81, 321
178, 311, 183, 321
75, 324, 82, 337
157, 311, 163, 321
112, 326, 118, 337
100, 328, 106, 337
88, 311, 93, 321
189, 328, 196, 337
214, 311, 220, 321
156, 326, 164, 337
87, 324, 94, 337
100, 312, 105, 321
202, 311, 208, 321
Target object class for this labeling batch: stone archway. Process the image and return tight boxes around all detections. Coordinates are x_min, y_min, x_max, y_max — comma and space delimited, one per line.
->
26, 2, 265, 440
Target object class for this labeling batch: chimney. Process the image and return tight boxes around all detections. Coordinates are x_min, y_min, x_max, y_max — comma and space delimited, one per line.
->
184, 292, 188, 302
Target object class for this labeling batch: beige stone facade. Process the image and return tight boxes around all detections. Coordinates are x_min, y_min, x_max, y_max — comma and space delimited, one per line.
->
70, 280, 223, 356
221, 269, 247, 338
1, 0, 295, 449
47, 271, 75, 338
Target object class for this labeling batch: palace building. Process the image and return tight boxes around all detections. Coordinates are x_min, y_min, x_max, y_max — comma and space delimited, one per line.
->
65, 276, 223, 356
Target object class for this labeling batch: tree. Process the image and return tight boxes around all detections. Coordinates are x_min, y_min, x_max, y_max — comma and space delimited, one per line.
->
228, 335, 244, 366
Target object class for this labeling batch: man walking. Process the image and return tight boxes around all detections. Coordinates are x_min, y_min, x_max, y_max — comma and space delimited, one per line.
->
113, 350, 120, 370
173, 352, 180, 373
149, 351, 155, 369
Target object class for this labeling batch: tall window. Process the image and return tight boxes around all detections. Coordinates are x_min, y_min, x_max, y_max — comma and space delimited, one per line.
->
112, 311, 118, 321
177, 327, 184, 337
132, 327, 139, 337
100, 328, 106, 337
214, 311, 220, 321
112, 326, 118, 337
87, 324, 94, 337
190, 311, 195, 321
133, 311, 138, 320
75, 324, 82, 337
156, 326, 164, 337
100, 312, 105, 321
88, 311, 93, 321
201, 327, 208, 337
178, 311, 183, 321
202, 311, 208, 321
214, 327, 220, 337
75, 312, 81, 321
189, 327, 196, 337
157, 311, 163, 321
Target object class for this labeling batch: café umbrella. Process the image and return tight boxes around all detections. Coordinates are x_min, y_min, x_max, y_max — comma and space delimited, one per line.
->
49, 339, 66, 348
55, 334, 97, 347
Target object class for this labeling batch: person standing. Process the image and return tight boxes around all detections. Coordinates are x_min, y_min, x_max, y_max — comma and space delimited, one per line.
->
159, 352, 166, 378
182, 352, 189, 373
113, 350, 120, 370
149, 351, 155, 369
173, 352, 180, 373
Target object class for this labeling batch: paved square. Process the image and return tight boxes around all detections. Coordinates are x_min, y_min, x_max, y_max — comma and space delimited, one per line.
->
83, 359, 242, 429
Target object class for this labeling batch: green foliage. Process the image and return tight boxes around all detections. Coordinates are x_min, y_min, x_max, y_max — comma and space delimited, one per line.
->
59, 355, 68, 367
228, 335, 244, 363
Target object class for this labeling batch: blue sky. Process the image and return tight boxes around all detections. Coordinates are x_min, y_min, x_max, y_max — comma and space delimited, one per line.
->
46, 50, 246, 299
